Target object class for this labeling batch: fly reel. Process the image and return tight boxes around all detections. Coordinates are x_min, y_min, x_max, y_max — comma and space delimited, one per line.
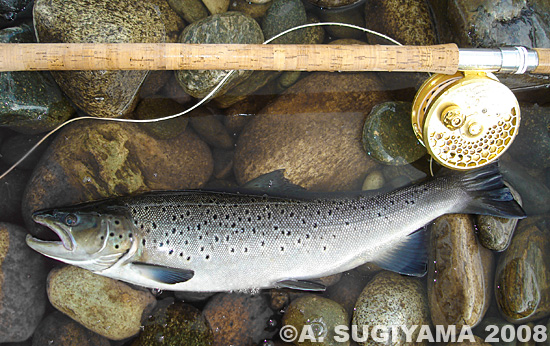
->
412, 71, 520, 170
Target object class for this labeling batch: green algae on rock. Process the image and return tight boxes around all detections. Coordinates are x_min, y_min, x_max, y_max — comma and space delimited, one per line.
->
261, 0, 307, 44
234, 72, 387, 192
21, 120, 213, 238
282, 295, 349, 346
33, 0, 167, 118
495, 217, 550, 323
0, 24, 74, 134
362, 101, 426, 166
131, 301, 213, 346
352, 271, 430, 346
32, 311, 110, 346
176, 12, 264, 99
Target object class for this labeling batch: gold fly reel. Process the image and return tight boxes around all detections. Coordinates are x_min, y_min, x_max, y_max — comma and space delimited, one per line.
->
411, 71, 521, 170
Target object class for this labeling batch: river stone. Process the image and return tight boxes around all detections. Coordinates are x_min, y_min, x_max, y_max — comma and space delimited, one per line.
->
0, 133, 52, 171
362, 101, 426, 165
261, 0, 307, 44
47, 265, 157, 340
176, 12, 264, 99
33, 0, 167, 118
202, 0, 230, 15
0, 223, 47, 343
134, 98, 189, 140
22, 120, 213, 238
131, 301, 213, 346
352, 271, 430, 346
150, 0, 186, 43
507, 104, 550, 170
282, 295, 349, 346
228, 0, 272, 20
428, 214, 494, 329
436, 0, 550, 48
324, 271, 369, 320
203, 293, 275, 346
361, 170, 384, 191
476, 184, 523, 252
234, 72, 387, 191
32, 311, 110, 346
0, 24, 75, 134
168, 0, 209, 23
188, 108, 234, 149
212, 148, 234, 179
495, 216, 550, 323
364, 0, 435, 45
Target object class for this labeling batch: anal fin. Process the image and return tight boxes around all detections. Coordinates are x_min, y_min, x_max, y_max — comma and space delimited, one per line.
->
276, 279, 326, 291
131, 263, 194, 284
374, 227, 428, 277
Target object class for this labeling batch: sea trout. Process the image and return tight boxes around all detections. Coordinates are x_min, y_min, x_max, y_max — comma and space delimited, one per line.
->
26, 165, 525, 292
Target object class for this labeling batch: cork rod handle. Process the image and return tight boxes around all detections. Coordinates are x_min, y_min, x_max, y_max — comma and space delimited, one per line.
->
0, 43, 460, 74
533, 48, 550, 74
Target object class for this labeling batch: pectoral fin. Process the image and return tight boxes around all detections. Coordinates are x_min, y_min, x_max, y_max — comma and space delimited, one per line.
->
374, 227, 428, 277
131, 263, 194, 284
276, 279, 326, 291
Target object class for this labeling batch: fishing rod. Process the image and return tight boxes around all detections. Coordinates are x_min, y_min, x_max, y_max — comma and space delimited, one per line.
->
0, 38, 548, 171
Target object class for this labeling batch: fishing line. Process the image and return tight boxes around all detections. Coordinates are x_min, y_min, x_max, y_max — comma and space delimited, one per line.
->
0, 22, 402, 180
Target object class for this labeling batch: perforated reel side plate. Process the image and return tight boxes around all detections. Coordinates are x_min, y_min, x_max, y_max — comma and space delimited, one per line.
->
412, 72, 521, 170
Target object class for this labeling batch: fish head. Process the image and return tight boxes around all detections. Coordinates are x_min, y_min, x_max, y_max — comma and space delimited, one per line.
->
27, 206, 135, 271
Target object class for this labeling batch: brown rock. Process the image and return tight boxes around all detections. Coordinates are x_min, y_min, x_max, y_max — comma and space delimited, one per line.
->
189, 108, 234, 149
495, 217, 550, 323
32, 311, 110, 346
22, 120, 213, 237
134, 98, 189, 140
234, 72, 387, 191
203, 293, 274, 346
428, 214, 493, 329
33, 0, 168, 118
47, 266, 157, 340
324, 271, 369, 320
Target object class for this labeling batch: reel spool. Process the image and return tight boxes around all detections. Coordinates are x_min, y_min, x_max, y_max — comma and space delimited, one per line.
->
411, 71, 520, 170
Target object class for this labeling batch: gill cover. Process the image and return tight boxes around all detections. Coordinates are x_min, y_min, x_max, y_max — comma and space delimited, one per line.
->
27, 206, 135, 271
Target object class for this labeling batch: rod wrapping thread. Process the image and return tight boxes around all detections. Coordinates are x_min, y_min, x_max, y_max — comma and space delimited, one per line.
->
0, 43, 459, 73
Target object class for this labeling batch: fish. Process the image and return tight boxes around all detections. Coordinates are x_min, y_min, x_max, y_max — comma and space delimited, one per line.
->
26, 164, 525, 292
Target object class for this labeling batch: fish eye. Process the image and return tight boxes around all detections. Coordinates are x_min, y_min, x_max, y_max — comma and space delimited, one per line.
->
64, 213, 80, 227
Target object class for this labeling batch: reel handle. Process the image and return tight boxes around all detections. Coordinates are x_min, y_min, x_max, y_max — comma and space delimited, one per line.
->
533, 48, 550, 74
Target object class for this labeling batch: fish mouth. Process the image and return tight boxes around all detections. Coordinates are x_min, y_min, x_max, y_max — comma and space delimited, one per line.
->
27, 212, 75, 252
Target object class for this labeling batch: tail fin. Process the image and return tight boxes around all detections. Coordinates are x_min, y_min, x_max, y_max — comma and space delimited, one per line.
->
459, 164, 526, 218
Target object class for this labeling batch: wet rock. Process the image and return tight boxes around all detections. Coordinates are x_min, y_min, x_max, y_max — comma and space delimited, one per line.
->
167, 0, 209, 23
310, 3, 365, 39
352, 271, 430, 346
362, 101, 426, 165
32, 311, 110, 346
139, 71, 173, 98
223, 95, 271, 134
212, 148, 234, 179
202, 0, 230, 15
203, 292, 275, 346
507, 104, 550, 170
276, 71, 302, 91
234, 72, 387, 191
33, 0, 167, 118
159, 74, 193, 105
0, 24, 74, 134
282, 295, 349, 346
150, 0, 186, 43
437, 1, 550, 48
47, 265, 157, 340
0, 223, 47, 343
0, 0, 32, 25
364, 0, 435, 45
428, 214, 494, 328
0, 133, 52, 171
22, 120, 213, 237
261, 0, 307, 44
495, 217, 550, 323
131, 301, 213, 346
213, 71, 282, 109
228, 0, 272, 20
134, 98, 189, 140
473, 317, 516, 346
0, 167, 29, 223
361, 170, 384, 191
176, 12, 264, 99
324, 271, 368, 320
189, 108, 234, 149
476, 184, 522, 252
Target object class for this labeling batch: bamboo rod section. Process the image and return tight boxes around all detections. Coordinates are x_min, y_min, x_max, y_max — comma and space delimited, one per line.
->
0, 43, 459, 73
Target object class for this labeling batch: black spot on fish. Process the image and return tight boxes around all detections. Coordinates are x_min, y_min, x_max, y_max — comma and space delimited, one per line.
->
198, 235, 203, 240
297, 238, 301, 244
159, 243, 163, 247
231, 248, 235, 253
100, 236, 104, 240
187, 256, 191, 261
200, 246, 204, 251
323, 246, 327, 251
169, 250, 173, 255
231, 223, 236, 228
214, 236, 219, 242
274, 225, 278, 230
179, 252, 183, 256
280, 246, 284, 251
247, 217, 252, 222
162, 207, 166, 212
119, 234, 123, 239
261, 241, 265, 246
206, 255, 210, 260
115, 245, 119, 249
142, 239, 146, 245
302, 219, 306, 224
152, 222, 157, 229
172, 215, 177, 221
109, 232, 114, 237
166, 240, 170, 245
313, 223, 318, 228
184, 240, 189, 245
345, 222, 350, 226
244, 247, 248, 252
286, 231, 291, 236
257, 215, 262, 220
306, 234, 310, 239
213, 214, 217, 220
114, 220, 120, 225
225, 235, 230, 241
289, 212, 294, 217
172, 228, 176, 234
186, 211, 191, 216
